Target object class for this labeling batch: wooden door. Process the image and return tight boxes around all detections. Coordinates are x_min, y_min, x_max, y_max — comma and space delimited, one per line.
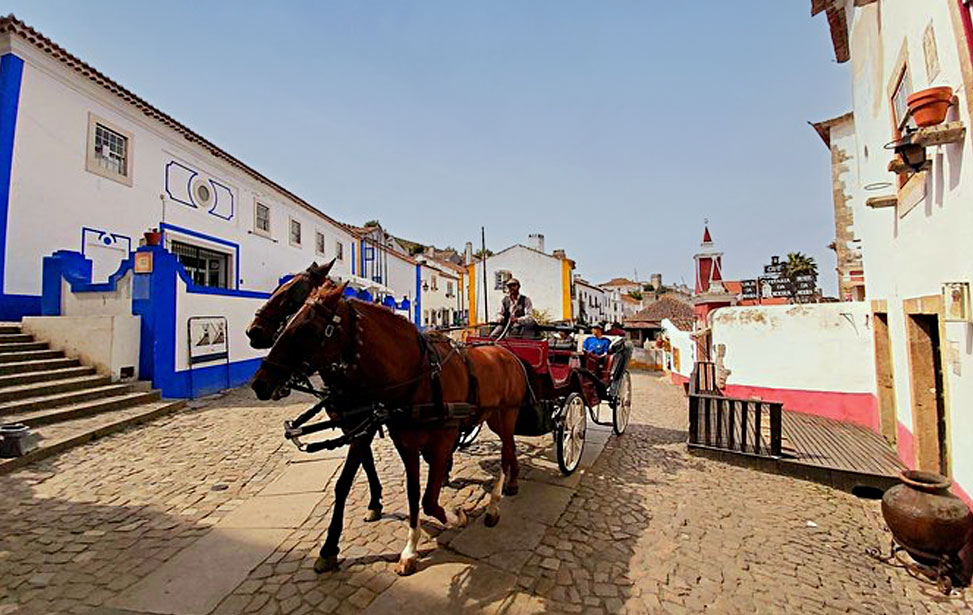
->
872, 313, 897, 444
906, 314, 948, 475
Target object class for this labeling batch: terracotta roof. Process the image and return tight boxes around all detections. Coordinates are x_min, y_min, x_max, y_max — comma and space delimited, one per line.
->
811, 1, 856, 63
0, 14, 355, 233
809, 112, 854, 148
624, 295, 694, 326
620, 295, 640, 305
667, 317, 695, 332
722, 280, 743, 295
600, 277, 638, 287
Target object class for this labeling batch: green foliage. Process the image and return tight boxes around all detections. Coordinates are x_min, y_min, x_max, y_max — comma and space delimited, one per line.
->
642, 283, 654, 292
473, 249, 494, 259
532, 308, 553, 325
783, 252, 818, 303
408, 244, 426, 255
363, 219, 380, 228
628, 289, 643, 301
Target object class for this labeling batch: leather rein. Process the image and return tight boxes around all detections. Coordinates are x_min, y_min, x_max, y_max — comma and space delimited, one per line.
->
271, 293, 476, 454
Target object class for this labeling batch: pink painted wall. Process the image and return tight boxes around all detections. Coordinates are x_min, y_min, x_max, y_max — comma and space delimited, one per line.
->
722, 384, 879, 432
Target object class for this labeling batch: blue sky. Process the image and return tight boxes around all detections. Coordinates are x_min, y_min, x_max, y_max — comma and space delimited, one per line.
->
7, 1, 849, 291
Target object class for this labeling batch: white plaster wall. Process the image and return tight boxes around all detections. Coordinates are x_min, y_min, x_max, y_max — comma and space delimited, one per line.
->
841, 1, 973, 484
661, 318, 695, 378
59, 270, 133, 318
711, 303, 876, 393
576, 282, 608, 324
6, 42, 355, 299
470, 246, 567, 323
22, 314, 139, 380
419, 264, 459, 326
173, 278, 266, 372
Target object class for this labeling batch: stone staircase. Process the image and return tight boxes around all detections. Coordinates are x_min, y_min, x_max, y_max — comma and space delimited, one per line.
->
0, 322, 184, 474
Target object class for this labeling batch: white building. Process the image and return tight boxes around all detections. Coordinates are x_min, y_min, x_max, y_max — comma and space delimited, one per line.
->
811, 0, 973, 504
0, 16, 425, 397
573, 276, 608, 325
466, 234, 575, 325
417, 256, 464, 329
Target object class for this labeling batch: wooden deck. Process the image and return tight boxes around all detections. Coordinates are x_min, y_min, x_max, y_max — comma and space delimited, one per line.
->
690, 408, 905, 492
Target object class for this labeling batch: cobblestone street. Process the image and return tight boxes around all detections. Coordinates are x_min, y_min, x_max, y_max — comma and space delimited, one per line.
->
1, 372, 970, 614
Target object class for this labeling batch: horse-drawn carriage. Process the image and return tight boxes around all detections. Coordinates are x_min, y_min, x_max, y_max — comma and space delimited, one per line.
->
461, 328, 633, 475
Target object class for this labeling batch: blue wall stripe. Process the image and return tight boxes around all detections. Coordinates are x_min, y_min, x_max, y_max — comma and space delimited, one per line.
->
0, 53, 40, 320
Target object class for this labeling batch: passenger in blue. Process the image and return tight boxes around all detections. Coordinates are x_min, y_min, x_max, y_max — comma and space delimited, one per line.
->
583, 324, 611, 356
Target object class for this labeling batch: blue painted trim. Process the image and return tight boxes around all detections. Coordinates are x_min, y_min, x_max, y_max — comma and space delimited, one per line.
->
350, 242, 356, 276
0, 53, 39, 321
81, 226, 132, 258
41, 250, 135, 316
414, 264, 422, 326
164, 161, 199, 209
160, 222, 241, 290
208, 179, 235, 221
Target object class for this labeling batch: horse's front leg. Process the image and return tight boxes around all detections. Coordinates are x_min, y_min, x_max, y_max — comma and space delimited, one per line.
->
314, 441, 363, 573
395, 445, 422, 576
360, 431, 383, 522
421, 431, 467, 529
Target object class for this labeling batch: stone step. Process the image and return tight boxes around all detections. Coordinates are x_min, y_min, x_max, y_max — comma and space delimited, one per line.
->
0, 374, 112, 403
0, 382, 134, 416
4, 390, 162, 427
0, 399, 185, 475
0, 357, 81, 376
0, 333, 33, 343
0, 365, 96, 388
0, 349, 64, 364
0, 323, 21, 334
0, 341, 48, 353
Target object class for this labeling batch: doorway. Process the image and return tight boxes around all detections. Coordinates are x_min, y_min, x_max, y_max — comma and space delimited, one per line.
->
872, 312, 897, 445
906, 313, 948, 475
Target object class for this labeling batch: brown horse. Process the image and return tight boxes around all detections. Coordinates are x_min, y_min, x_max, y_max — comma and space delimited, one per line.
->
245, 261, 386, 571
251, 282, 527, 575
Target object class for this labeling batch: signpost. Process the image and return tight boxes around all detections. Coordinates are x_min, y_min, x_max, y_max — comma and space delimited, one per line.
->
741, 256, 819, 303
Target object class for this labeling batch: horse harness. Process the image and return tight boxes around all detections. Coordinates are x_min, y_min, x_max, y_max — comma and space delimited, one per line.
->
281, 298, 481, 454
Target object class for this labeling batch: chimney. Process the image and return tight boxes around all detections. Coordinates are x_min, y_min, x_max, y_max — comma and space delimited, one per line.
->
552, 249, 566, 260
464, 242, 473, 265
651, 273, 662, 289
425, 246, 435, 257
528, 233, 545, 253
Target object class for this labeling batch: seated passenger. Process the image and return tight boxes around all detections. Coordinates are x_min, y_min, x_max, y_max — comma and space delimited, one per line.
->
583, 324, 610, 356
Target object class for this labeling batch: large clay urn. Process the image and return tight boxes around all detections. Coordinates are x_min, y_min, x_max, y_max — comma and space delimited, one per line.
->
882, 470, 973, 565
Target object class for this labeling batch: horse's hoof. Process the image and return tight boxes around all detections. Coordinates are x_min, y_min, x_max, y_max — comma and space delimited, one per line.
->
364, 508, 382, 522
484, 512, 500, 528
314, 555, 339, 573
503, 484, 519, 496
395, 556, 419, 576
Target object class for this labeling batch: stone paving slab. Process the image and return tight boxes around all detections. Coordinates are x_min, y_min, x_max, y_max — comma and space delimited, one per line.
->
258, 458, 341, 496
217, 492, 322, 529
107, 528, 290, 615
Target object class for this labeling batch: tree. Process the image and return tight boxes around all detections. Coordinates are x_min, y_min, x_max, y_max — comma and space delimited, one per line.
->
783, 252, 818, 303
473, 248, 494, 260
408, 244, 426, 256
363, 219, 380, 228
628, 289, 643, 301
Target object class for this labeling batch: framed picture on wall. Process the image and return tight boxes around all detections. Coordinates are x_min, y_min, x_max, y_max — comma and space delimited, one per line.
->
943, 282, 970, 322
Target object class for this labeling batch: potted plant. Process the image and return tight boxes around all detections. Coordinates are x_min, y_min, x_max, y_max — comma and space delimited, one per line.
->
907, 86, 954, 127
144, 227, 162, 246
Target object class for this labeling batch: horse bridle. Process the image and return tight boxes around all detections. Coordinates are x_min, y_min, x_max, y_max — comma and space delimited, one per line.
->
251, 270, 317, 341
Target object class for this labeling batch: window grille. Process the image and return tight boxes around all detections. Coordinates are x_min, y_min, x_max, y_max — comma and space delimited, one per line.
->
316, 232, 326, 255
94, 124, 128, 177
171, 241, 230, 289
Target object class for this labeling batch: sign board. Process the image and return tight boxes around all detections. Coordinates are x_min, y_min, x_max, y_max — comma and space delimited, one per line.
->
188, 316, 228, 364
763, 256, 785, 277
740, 279, 759, 300
134, 251, 153, 274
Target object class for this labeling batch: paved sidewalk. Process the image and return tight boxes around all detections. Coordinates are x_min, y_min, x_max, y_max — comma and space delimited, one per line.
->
0, 373, 970, 614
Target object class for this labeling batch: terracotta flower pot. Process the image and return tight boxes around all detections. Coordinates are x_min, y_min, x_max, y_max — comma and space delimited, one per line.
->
881, 470, 973, 565
907, 86, 954, 127
143, 231, 163, 246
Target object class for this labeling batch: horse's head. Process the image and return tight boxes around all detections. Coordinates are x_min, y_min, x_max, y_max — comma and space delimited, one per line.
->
246, 259, 334, 349
251, 280, 350, 401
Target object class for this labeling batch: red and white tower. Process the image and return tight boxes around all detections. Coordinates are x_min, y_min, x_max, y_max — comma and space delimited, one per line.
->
692, 223, 735, 348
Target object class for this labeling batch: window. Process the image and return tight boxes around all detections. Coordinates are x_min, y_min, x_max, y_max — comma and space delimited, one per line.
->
431, 275, 438, 291
891, 66, 914, 133
335, 241, 344, 261
494, 270, 511, 290
315, 232, 326, 256
254, 202, 271, 236
171, 241, 230, 288
446, 281, 454, 297
86, 114, 133, 186
289, 218, 302, 246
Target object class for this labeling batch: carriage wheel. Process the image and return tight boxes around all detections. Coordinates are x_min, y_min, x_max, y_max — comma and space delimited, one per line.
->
457, 423, 481, 449
612, 371, 632, 436
556, 393, 586, 475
